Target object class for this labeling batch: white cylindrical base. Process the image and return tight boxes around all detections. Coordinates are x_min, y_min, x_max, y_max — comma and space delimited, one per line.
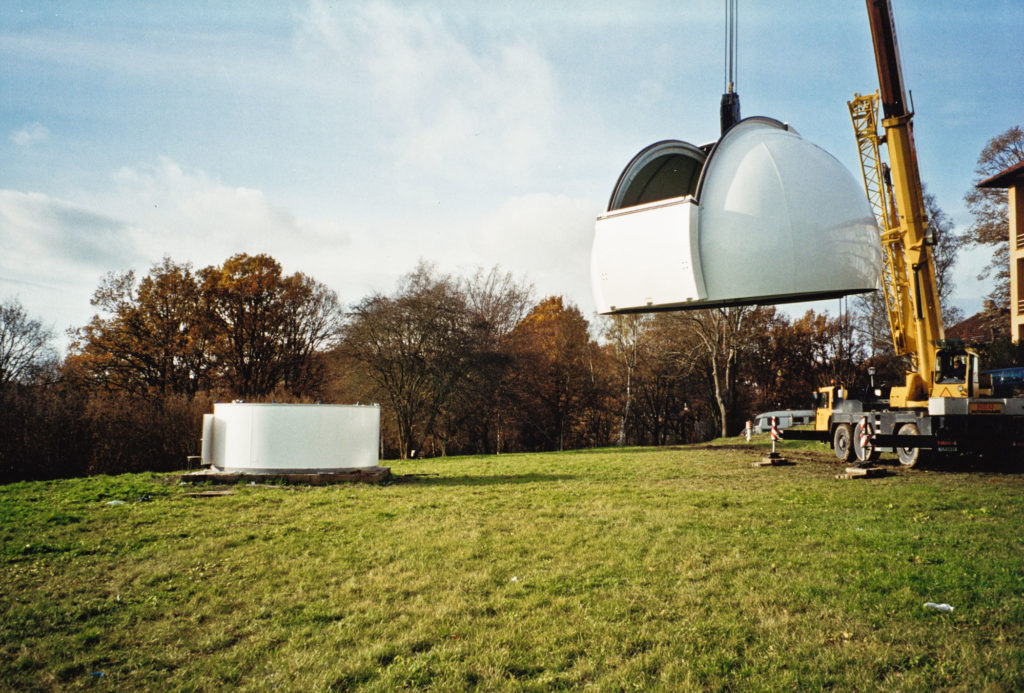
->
203, 403, 381, 472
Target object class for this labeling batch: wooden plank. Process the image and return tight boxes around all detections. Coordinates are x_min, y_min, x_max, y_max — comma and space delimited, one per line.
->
836, 466, 888, 480
753, 458, 789, 467
752, 452, 793, 467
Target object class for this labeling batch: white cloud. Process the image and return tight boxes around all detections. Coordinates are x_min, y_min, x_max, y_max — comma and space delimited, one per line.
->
10, 122, 50, 146
473, 193, 601, 315
297, 0, 561, 183
0, 189, 132, 275
100, 157, 351, 276
0, 158, 361, 344
318, 191, 603, 316
0, 189, 134, 341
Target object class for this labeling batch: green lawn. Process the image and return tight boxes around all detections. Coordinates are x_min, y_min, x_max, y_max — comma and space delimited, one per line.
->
2, 439, 1023, 691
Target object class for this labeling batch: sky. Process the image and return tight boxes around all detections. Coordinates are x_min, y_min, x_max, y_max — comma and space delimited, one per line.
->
2, 1, 1022, 351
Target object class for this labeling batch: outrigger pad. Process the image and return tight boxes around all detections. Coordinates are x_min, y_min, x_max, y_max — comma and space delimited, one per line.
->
591, 117, 882, 314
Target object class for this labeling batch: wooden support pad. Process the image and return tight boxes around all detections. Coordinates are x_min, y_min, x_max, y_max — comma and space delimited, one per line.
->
836, 466, 888, 480
753, 452, 793, 467
181, 465, 391, 485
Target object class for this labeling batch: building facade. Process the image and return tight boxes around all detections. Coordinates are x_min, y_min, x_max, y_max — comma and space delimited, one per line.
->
979, 160, 1024, 343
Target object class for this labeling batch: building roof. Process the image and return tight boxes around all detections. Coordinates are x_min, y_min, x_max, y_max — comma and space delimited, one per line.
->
946, 306, 1010, 343
977, 159, 1024, 189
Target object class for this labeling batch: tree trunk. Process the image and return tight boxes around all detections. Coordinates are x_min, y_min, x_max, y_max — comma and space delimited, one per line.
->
617, 368, 631, 446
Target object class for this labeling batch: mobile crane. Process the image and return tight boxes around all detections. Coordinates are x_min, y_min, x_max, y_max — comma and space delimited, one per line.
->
798, 0, 1024, 465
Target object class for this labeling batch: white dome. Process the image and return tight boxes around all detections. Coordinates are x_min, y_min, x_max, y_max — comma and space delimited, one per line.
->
697, 118, 881, 305
591, 117, 882, 313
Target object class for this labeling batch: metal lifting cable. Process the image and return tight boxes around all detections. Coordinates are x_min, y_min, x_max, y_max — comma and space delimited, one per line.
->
724, 0, 738, 93
720, 0, 741, 132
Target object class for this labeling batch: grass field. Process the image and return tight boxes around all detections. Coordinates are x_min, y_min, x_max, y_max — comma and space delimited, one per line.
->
2, 438, 1023, 691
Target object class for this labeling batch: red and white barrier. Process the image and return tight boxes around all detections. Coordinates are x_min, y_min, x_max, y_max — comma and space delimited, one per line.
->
858, 416, 872, 459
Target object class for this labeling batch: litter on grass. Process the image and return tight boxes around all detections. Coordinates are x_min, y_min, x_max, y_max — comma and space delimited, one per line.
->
924, 602, 954, 613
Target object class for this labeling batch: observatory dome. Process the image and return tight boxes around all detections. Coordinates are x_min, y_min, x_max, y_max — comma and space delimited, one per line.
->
591, 117, 881, 313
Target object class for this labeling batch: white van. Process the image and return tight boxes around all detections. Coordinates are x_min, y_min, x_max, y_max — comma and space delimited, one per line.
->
753, 410, 815, 433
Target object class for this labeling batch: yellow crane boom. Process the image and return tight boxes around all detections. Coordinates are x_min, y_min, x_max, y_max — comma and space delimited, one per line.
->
862, 0, 947, 405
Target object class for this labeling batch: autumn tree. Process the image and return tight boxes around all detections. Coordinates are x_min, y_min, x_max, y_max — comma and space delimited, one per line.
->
505, 296, 597, 451
201, 254, 342, 398
744, 307, 803, 412
6, 288, 206, 482
69, 258, 214, 398
0, 298, 57, 386
70, 254, 341, 399
342, 263, 477, 459
964, 125, 1024, 309
746, 307, 874, 412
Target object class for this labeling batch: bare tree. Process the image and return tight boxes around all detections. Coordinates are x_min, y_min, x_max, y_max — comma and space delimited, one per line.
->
631, 314, 696, 445
924, 190, 966, 325
462, 266, 533, 337
964, 125, 1024, 309
278, 274, 345, 395
852, 290, 893, 358
457, 267, 533, 454
670, 306, 752, 438
854, 188, 962, 357
342, 262, 475, 459
0, 298, 57, 386
604, 314, 646, 446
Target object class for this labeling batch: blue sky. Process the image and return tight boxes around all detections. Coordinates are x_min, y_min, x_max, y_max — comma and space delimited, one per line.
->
2, 1, 1022, 348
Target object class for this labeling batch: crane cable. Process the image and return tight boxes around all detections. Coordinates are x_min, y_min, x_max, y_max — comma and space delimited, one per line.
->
724, 0, 738, 94
719, 0, 741, 132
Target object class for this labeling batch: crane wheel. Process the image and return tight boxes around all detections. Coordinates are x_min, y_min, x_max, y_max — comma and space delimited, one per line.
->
895, 422, 930, 467
833, 424, 855, 463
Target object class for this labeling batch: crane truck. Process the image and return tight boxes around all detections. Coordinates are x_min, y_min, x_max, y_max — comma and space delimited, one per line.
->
791, 0, 1024, 465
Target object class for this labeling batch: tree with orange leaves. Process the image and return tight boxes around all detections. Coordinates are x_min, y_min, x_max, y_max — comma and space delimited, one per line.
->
69, 257, 215, 398
69, 254, 341, 399
200, 253, 341, 397
505, 296, 599, 451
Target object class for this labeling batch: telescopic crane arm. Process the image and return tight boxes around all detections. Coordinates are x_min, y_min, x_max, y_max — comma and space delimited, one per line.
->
864, 0, 945, 405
